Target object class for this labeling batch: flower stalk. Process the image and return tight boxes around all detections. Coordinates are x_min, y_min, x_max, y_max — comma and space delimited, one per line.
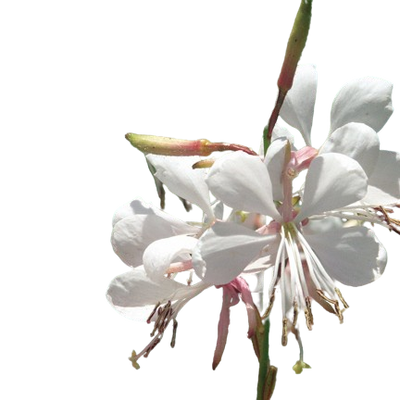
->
256, 318, 277, 400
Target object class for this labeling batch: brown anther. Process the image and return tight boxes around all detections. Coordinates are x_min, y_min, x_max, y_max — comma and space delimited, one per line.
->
170, 319, 178, 348
377, 206, 400, 233
304, 297, 313, 330
144, 337, 161, 358
262, 288, 276, 319
282, 318, 289, 346
151, 303, 170, 336
316, 289, 334, 304
335, 287, 351, 313
147, 302, 161, 324
293, 301, 299, 327
336, 305, 347, 327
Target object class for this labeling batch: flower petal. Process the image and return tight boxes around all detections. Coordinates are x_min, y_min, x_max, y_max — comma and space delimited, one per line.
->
296, 153, 368, 221
362, 150, 400, 205
305, 226, 387, 286
143, 235, 198, 281
112, 199, 155, 227
103, 266, 190, 325
111, 214, 198, 267
264, 137, 288, 201
319, 122, 380, 176
206, 151, 281, 219
192, 221, 278, 285
330, 77, 393, 134
147, 154, 214, 217
280, 64, 318, 146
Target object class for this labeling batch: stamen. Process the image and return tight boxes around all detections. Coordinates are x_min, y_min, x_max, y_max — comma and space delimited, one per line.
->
335, 287, 349, 309
293, 301, 299, 327
262, 288, 276, 319
316, 290, 343, 323
304, 297, 313, 330
147, 302, 161, 324
167, 318, 181, 351
282, 318, 289, 346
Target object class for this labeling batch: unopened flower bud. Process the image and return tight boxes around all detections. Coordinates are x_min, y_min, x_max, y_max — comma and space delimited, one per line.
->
278, 0, 313, 92
126, 133, 257, 157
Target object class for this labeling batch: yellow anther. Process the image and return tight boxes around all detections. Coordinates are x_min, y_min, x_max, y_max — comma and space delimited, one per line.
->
335, 287, 349, 309
262, 289, 276, 319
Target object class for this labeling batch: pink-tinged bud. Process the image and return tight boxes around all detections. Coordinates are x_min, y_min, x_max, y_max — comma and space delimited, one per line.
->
278, 0, 313, 92
126, 133, 257, 157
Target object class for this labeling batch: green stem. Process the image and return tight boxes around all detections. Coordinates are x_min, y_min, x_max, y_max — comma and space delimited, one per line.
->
256, 319, 277, 400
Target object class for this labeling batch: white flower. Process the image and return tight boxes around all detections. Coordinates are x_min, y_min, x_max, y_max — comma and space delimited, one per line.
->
192, 150, 387, 341
108, 159, 260, 368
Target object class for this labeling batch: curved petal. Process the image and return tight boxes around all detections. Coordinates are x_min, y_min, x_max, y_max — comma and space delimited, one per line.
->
206, 151, 281, 220
147, 154, 214, 218
319, 122, 380, 176
143, 235, 198, 281
111, 214, 198, 267
305, 226, 387, 286
296, 153, 368, 221
280, 64, 318, 146
110, 193, 162, 228
103, 266, 191, 325
330, 77, 393, 134
362, 150, 400, 205
271, 122, 295, 145
192, 221, 278, 285
264, 137, 288, 201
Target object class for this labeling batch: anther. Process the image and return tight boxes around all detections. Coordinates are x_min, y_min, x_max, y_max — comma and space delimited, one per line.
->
316, 290, 343, 324
293, 301, 299, 327
170, 319, 178, 348
304, 297, 313, 330
335, 288, 349, 309
262, 288, 276, 319
147, 302, 161, 324
282, 318, 289, 346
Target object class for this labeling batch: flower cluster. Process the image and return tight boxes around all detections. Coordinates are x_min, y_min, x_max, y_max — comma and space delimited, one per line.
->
107, 65, 399, 378
103, 0, 400, 400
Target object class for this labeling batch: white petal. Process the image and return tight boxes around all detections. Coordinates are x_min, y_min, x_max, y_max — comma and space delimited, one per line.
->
330, 77, 393, 133
146, 154, 214, 218
192, 221, 278, 285
264, 137, 288, 201
319, 122, 380, 176
280, 64, 318, 146
271, 122, 295, 145
106, 268, 205, 320
206, 151, 281, 220
362, 150, 400, 205
305, 226, 387, 286
112, 199, 155, 227
296, 153, 368, 221
143, 235, 198, 281
111, 214, 198, 267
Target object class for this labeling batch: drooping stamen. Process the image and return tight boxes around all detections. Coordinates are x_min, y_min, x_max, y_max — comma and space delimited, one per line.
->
167, 318, 181, 351
282, 317, 289, 346
293, 301, 299, 327
316, 290, 343, 323
262, 288, 276, 319
335, 288, 349, 309
302, 297, 316, 334
147, 301, 161, 324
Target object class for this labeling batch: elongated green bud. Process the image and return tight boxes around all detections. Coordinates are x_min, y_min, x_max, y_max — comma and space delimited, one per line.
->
278, 0, 312, 91
126, 133, 257, 156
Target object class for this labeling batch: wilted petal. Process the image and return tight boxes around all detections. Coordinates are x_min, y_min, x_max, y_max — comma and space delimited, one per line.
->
143, 235, 198, 281
280, 64, 318, 146
330, 77, 393, 134
296, 153, 367, 221
206, 152, 281, 220
305, 226, 387, 286
192, 221, 278, 285
147, 154, 214, 218
319, 122, 380, 176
